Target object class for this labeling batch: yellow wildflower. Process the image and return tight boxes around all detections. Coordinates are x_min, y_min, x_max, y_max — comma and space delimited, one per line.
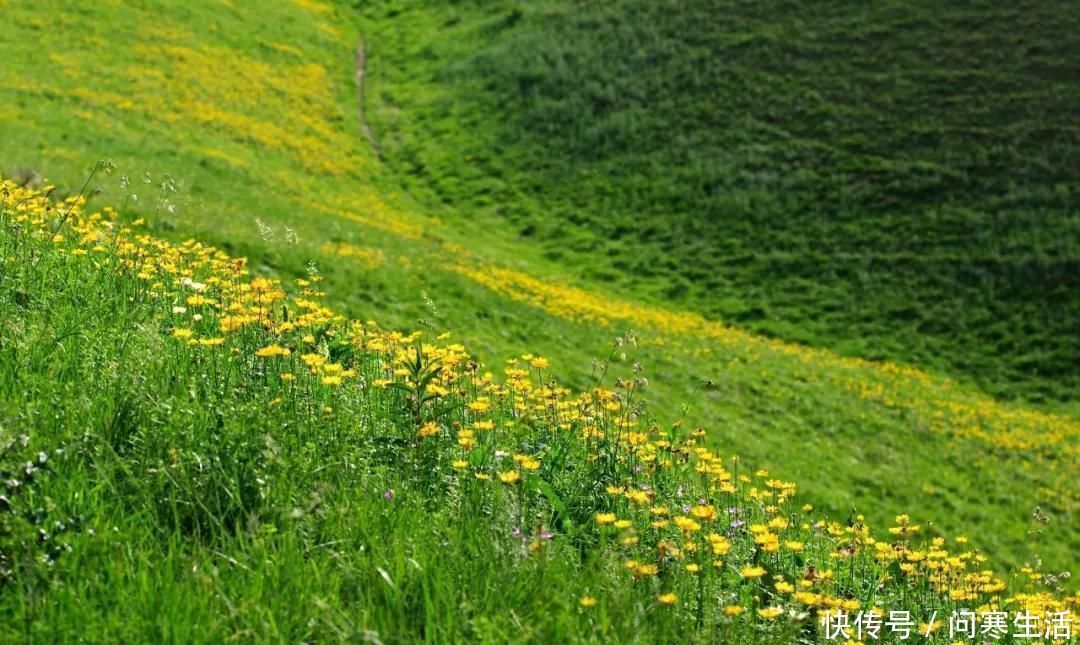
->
255, 343, 290, 358
674, 516, 701, 533
690, 505, 718, 521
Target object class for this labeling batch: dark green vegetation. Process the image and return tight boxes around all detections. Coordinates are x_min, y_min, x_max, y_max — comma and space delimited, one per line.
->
363, 0, 1080, 404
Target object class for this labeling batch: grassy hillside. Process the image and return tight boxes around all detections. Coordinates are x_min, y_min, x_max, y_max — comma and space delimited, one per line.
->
360, 0, 1080, 404
1, 0, 1077, 573
0, 0, 1078, 637
2, 177, 1076, 640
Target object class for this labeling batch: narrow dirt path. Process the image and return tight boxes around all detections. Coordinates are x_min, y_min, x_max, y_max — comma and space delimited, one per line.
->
355, 38, 382, 159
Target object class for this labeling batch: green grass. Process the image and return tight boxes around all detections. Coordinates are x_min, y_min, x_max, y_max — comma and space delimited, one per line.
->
359, 0, 1080, 405
0, 216, 610, 641
2, 178, 1075, 642
0, 1, 1077, 637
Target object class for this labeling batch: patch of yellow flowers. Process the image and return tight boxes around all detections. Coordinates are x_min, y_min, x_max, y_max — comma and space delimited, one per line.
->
447, 261, 1080, 512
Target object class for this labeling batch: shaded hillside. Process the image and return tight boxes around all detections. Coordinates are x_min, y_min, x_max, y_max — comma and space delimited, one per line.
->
363, 0, 1080, 404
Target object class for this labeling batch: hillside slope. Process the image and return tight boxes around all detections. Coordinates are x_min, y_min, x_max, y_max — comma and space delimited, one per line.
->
3, 177, 1077, 641
360, 0, 1080, 404
0, 0, 1076, 587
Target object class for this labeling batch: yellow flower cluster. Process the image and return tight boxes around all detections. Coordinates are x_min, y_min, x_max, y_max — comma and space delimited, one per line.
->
446, 261, 1080, 512
319, 241, 385, 269
1, 13, 359, 178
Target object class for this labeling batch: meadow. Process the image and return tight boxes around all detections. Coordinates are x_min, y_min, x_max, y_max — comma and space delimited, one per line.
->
0, 0, 1077, 642
362, 0, 1080, 404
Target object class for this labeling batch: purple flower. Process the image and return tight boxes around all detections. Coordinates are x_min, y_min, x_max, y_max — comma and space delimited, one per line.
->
511, 527, 522, 538
539, 530, 554, 540
730, 519, 745, 529
383, 489, 394, 501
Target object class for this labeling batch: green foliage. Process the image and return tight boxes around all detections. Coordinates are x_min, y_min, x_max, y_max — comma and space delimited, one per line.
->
363, 0, 1080, 404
